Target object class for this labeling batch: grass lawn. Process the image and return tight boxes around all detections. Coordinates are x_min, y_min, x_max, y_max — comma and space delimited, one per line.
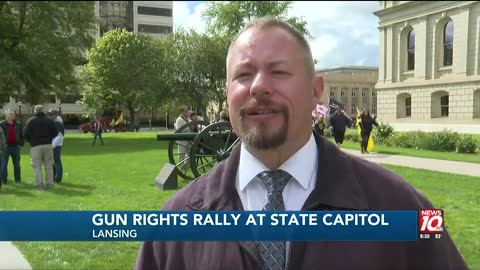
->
329, 129, 480, 164
0, 132, 478, 269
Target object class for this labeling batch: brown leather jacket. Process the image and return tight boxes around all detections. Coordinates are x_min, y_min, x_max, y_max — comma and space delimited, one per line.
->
135, 133, 468, 270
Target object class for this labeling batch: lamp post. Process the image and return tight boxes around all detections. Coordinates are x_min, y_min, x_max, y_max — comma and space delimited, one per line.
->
18, 101, 22, 116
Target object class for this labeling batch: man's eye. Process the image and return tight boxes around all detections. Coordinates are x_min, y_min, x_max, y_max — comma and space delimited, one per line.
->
235, 72, 251, 79
272, 70, 289, 75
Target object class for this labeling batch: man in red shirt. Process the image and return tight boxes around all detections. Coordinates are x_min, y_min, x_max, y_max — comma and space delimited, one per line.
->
0, 109, 25, 184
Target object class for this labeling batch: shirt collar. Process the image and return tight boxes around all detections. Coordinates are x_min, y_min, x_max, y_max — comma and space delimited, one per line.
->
238, 133, 318, 191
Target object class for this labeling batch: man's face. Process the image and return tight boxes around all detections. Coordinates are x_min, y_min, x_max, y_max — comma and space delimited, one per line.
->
226, 27, 322, 150
6, 111, 16, 122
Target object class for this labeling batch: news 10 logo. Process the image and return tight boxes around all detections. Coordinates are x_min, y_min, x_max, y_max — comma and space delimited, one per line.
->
419, 209, 444, 234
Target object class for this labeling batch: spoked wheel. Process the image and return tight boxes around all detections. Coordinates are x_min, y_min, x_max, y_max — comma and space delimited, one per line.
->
189, 121, 240, 178
168, 121, 209, 180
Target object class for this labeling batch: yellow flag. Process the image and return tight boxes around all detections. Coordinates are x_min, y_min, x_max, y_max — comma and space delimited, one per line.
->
114, 113, 124, 126
367, 134, 375, 152
355, 107, 362, 135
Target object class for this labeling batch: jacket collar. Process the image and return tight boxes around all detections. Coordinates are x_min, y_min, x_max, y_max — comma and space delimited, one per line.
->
186, 131, 369, 211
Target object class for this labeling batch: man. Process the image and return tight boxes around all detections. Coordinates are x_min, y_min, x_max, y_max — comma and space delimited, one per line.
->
0, 123, 6, 191
92, 116, 104, 146
174, 106, 191, 168
23, 105, 57, 190
359, 108, 379, 154
328, 107, 352, 148
0, 109, 24, 184
135, 17, 467, 270
49, 109, 64, 183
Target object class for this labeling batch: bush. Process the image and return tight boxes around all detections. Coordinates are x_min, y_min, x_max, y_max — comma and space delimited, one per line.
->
324, 128, 332, 138
373, 123, 394, 144
344, 132, 360, 143
420, 129, 459, 152
455, 134, 478, 153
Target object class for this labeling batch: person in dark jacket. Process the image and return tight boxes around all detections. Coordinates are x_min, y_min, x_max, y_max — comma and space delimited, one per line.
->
328, 108, 352, 148
135, 17, 467, 270
23, 105, 58, 190
359, 108, 379, 154
0, 109, 24, 184
0, 126, 5, 191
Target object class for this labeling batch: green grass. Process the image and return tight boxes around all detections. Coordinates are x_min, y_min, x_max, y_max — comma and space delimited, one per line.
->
1, 132, 479, 269
330, 129, 480, 164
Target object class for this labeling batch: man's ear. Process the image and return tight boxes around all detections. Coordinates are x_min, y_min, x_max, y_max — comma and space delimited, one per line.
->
312, 75, 324, 107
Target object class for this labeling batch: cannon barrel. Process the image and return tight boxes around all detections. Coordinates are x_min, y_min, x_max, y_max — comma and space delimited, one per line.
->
157, 130, 237, 142
157, 133, 198, 141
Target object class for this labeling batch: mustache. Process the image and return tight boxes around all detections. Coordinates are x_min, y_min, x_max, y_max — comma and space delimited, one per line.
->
239, 99, 288, 118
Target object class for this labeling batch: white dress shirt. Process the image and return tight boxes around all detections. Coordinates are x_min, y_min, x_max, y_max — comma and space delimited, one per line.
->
235, 133, 318, 211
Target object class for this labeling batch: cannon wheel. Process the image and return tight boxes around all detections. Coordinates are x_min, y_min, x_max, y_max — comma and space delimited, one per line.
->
168, 120, 209, 180
189, 121, 240, 178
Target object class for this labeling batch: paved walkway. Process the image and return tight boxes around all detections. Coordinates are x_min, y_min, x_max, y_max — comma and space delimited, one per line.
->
1, 149, 479, 270
0, 242, 31, 270
342, 149, 480, 177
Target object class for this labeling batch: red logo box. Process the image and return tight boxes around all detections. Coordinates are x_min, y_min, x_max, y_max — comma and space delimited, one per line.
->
419, 209, 444, 234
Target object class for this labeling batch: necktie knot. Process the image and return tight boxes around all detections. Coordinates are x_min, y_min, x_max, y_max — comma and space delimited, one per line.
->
258, 170, 291, 195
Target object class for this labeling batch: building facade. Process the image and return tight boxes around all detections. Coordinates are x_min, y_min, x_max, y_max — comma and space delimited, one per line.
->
317, 66, 378, 118
374, 1, 480, 133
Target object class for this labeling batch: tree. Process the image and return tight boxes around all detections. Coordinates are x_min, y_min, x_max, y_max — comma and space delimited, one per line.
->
0, 1, 97, 104
81, 29, 167, 129
160, 29, 230, 121
202, 1, 310, 40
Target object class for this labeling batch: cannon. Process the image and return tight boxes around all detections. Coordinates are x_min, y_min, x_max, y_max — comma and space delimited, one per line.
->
157, 121, 240, 180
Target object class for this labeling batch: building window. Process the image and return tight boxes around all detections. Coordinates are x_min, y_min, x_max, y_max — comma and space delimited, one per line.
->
351, 88, 358, 97
138, 24, 172, 34
440, 95, 449, 117
405, 97, 411, 117
397, 93, 411, 118
431, 91, 449, 118
474, 89, 480, 118
372, 90, 376, 97
443, 20, 453, 66
351, 106, 357, 114
329, 87, 337, 97
340, 88, 346, 96
407, 29, 415, 71
371, 106, 377, 114
137, 6, 172, 17
362, 88, 368, 97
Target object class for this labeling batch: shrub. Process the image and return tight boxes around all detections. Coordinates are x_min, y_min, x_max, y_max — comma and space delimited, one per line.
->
455, 135, 478, 153
373, 123, 394, 144
344, 132, 360, 142
421, 129, 459, 152
324, 128, 332, 138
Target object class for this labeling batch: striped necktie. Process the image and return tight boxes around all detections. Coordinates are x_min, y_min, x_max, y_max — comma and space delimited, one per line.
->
255, 170, 291, 270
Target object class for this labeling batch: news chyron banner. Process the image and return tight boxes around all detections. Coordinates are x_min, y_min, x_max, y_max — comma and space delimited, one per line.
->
0, 210, 443, 241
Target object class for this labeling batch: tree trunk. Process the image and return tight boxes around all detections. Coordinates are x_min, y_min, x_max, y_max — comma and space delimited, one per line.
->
127, 106, 135, 131
10, 2, 27, 49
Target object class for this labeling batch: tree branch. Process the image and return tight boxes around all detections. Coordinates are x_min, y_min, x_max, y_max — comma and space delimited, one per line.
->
10, 2, 28, 49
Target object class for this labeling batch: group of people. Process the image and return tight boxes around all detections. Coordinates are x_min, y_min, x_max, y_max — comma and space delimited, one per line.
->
313, 107, 378, 153
135, 17, 466, 269
0, 105, 64, 191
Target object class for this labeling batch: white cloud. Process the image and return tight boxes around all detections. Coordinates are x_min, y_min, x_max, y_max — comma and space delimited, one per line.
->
173, 1, 380, 68
173, 1, 207, 33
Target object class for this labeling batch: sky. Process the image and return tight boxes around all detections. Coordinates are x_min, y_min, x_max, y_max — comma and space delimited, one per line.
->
172, 1, 380, 70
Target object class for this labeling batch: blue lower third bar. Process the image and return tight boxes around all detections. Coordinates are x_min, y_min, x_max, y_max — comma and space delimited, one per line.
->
0, 211, 418, 241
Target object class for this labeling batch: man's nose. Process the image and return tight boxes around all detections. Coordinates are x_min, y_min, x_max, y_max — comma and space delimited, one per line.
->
249, 72, 272, 97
